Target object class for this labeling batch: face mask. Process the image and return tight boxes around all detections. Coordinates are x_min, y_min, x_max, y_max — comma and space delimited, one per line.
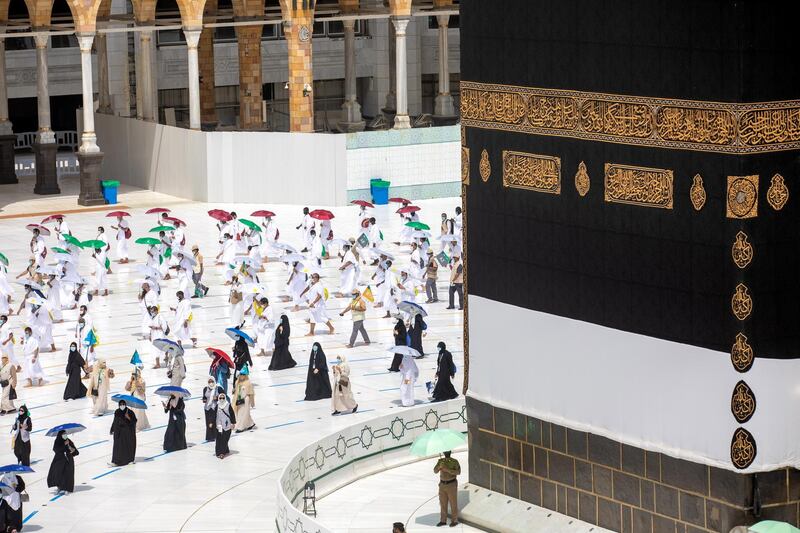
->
18, 411, 24, 417
312, 346, 318, 353
62, 434, 68, 441
70, 345, 77, 352
24, 333, 30, 339
120, 405, 126, 411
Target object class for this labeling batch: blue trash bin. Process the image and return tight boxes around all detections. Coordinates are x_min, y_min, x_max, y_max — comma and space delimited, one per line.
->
369, 178, 383, 199
101, 180, 119, 205
372, 180, 390, 205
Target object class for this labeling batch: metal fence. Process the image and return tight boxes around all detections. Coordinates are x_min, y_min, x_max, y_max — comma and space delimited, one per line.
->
14, 131, 79, 152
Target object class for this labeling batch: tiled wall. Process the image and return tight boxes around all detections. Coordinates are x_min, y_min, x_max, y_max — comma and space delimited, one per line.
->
466, 397, 800, 533
345, 125, 461, 199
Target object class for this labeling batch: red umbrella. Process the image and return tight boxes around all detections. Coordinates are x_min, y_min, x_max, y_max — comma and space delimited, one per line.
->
208, 210, 232, 222
397, 205, 421, 214
351, 200, 374, 208
389, 197, 411, 205
145, 207, 170, 215
26, 223, 50, 236
309, 209, 335, 221
106, 211, 131, 218
251, 210, 276, 218
164, 216, 186, 227
40, 214, 65, 224
206, 347, 234, 367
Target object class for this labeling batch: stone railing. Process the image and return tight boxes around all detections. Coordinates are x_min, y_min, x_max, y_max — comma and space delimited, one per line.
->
275, 398, 467, 533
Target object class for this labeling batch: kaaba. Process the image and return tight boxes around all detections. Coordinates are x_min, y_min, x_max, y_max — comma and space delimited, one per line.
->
461, 1, 800, 531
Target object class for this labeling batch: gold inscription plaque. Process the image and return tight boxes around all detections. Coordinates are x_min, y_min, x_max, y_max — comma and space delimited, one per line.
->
731, 333, 755, 373
502, 151, 561, 194
690, 174, 706, 211
461, 147, 470, 185
726, 175, 759, 219
732, 231, 754, 269
731, 283, 753, 321
575, 161, 590, 197
731, 381, 756, 424
604, 164, 673, 209
767, 173, 789, 211
479, 149, 491, 182
461, 81, 800, 154
730, 427, 757, 470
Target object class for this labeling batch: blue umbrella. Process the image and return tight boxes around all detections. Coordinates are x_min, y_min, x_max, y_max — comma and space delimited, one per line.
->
225, 327, 255, 347
0, 465, 34, 474
152, 338, 184, 356
398, 300, 427, 317
111, 394, 147, 409
154, 386, 190, 398
46, 423, 86, 437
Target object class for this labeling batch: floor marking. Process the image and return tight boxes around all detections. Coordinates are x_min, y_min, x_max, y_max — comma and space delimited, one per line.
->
92, 467, 122, 480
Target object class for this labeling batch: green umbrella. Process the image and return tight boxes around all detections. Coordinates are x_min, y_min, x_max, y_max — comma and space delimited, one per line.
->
81, 240, 106, 249
149, 225, 175, 233
52, 247, 69, 254
239, 218, 261, 232
63, 234, 82, 247
750, 521, 800, 533
409, 429, 466, 457
0, 252, 7, 267
405, 221, 431, 231
135, 237, 160, 246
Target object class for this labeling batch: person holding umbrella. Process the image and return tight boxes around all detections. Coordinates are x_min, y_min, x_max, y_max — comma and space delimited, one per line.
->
89, 358, 114, 416
304, 343, 332, 401
1, 469, 26, 531
161, 389, 187, 453
230, 331, 253, 390
109, 399, 137, 466
269, 315, 296, 371
208, 349, 232, 394
399, 352, 419, 407
10, 406, 31, 466
388, 319, 407, 372
233, 366, 255, 432
63, 341, 87, 401
214, 392, 235, 459
47, 427, 81, 494
110, 213, 131, 263
125, 366, 150, 431
168, 346, 187, 388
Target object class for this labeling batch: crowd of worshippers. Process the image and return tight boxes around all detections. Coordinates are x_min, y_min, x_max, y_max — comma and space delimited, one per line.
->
0, 200, 464, 530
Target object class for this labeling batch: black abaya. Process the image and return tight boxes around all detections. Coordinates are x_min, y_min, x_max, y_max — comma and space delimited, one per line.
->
11, 415, 31, 466
232, 338, 253, 388
408, 315, 426, 357
202, 386, 220, 441
47, 433, 77, 492
214, 405, 236, 456
110, 407, 137, 466
63, 348, 87, 400
432, 349, 458, 402
0, 475, 25, 532
163, 398, 187, 452
304, 344, 332, 401
389, 319, 407, 372
269, 316, 297, 370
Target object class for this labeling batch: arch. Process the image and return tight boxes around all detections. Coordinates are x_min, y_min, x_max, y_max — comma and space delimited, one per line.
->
231, 0, 263, 19
388, 0, 410, 17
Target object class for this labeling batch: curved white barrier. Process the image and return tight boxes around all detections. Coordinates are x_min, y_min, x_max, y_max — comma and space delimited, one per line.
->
275, 398, 467, 533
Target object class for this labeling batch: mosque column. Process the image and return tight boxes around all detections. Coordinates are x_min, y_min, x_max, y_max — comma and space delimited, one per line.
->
391, 16, 410, 129
382, 20, 396, 118
433, 14, 456, 125
339, 19, 364, 132
32, 33, 59, 195
199, 0, 218, 130
235, 24, 264, 130
96, 33, 113, 114
183, 28, 202, 130
138, 29, 155, 121
284, 15, 315, 132
0, 28, 17, 184
76, 32, 105, 206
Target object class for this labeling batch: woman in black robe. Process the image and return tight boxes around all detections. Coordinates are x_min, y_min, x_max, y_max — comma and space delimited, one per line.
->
214, 393, 236, 459
232, 337, 253, 389
11, 405, 32, 466
47, 430, 78, 493
431, 342, 458, 402
202, 378, 221, 441
304, 342, 332, 401
63, 342, 87, 400
269, 315, 297, 370
162, 394, 187, 453
110, 400, 137, 466
388, 319, 407, 372
408, 314, 426, 358
0, 473, 25, 532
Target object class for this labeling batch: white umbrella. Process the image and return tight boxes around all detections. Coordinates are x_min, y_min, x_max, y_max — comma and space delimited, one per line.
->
242, 283, 268, 295
329, 238, 351, 248
280, 253, 306, 263
56, 254, 77, 264
439, 235, 461, 243
387, 346, 421, 357
15, 281, 42, 291
26, 296, 47, 307
273, 242, 298, 252
373, 249, 395, 260
136, 265, 161, 279
37, 265, 59, 276
410, 230, 432, 240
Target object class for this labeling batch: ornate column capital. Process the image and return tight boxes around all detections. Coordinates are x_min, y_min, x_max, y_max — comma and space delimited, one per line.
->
391, 16, 410, 36
76, 32, 95, 53
33, 33, 48, 49
183, 27, 202, 48
436, 14, 450, 28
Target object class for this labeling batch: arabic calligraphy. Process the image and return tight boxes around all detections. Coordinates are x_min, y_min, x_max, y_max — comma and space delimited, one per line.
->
461, 147, 470, 185
730, 427, 757, 470
690, 174, 706, 211
575, 161, 590, 197
731, 381, 756, 424
731, 284, 753, 321
502, 151, 561, 194
460, 81, 800, 154
726, 175, 759, 219
479, 149, 491, 182
730, 333, 754, 373
604, 164, 673, 209
731, 232, 753, 269
767, 173, 789, 211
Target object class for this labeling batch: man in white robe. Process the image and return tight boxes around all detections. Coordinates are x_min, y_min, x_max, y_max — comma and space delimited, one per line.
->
29, 304, 55, 352
399, 354, 419, 407
92, 248, 108, 296
21, 327, 44, 387
309, 230, 324, 267
54, 216, 70, 248
296, 207, 314, 252
147, 306, 169, 368
300, 273, 334, 336
45, 275, 62, 322
253, 297, 275, 356
0, 315, 19, 367
338, 245, 358, 295
110, 216, 130, 263
171, 291, 196, 348
139, 282, 159, 338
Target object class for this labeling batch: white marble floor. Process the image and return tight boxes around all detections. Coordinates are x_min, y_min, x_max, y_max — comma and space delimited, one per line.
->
0, 189, 465, 532
315, 451, 480, 532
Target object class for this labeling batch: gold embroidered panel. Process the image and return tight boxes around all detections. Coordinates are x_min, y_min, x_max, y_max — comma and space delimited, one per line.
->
575, 161, 590, 197
502, 151, 561, 194
730, 427, 757, 470
730, 332, 755, 373
604, 164, 674, 209
461, 147, 470, 185
767, 173, 789, 211
690, 174, 706, 211
730, 380, 756, 424
731, 283, 753, 321
479, 149, 491, 182
461, 81, 800, 154
726, 175, 759, 219
731, 231, 753, 269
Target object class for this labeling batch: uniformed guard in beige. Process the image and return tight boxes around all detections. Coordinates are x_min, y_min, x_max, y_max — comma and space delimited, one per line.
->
433, 450, 461, 527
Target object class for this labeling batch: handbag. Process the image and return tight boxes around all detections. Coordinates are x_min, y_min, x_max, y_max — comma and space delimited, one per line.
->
123, 227, 132, 239
9, 385, 16, 400
20, 491, 29, 502
339, 376, 349, 387
236, 397, 245, 406
91, 388, 99, 397
0, 379, 8, 388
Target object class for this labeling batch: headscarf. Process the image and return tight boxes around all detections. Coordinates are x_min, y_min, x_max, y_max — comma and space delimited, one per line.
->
278, 314, 290, 337
399, 354, 419, 380
335, 354, 350, 378
0, 473, 20, 510
309, 342, 327, 371
394, 319, 407, 345
205, 377, 218, 409
17, 404, 29, 422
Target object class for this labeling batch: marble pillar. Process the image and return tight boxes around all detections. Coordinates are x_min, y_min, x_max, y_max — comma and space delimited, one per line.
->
183, 28, 202, 130
339, 19, 364, 132
433, 14, 457, 125
392, 17, 410, 129
96, 33, 113, 114
32, 33, 58, 195
76, 33, 105, 206
138, 30, 154, 121
382, 20, 396, 117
